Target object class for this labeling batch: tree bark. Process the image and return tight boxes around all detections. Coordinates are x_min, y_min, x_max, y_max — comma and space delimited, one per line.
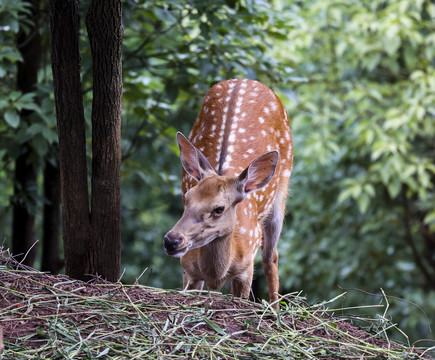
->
49, 0, 91, 280
12, 0, 41, 266
86, 0, 123, 282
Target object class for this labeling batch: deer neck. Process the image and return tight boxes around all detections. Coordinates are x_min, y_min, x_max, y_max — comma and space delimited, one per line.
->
198, 232, 234, 283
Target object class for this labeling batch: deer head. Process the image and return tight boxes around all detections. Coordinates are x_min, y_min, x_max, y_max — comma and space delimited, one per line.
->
163, 132, 278, 258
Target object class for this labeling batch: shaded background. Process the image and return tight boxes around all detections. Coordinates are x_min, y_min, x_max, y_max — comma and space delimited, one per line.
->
0, 0, 434, 346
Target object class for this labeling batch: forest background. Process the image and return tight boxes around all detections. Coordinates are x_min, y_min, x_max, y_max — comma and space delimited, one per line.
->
0, 0, 434, 346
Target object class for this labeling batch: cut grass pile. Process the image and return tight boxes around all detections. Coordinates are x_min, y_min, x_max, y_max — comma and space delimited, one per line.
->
0, 248, 433, 359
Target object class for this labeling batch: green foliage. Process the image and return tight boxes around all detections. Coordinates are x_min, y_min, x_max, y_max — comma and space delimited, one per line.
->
0, 0, 56, 221
274, 0, 435, 344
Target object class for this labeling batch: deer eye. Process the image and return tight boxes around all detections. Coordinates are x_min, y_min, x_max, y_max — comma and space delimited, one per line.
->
211, 206, 225, 217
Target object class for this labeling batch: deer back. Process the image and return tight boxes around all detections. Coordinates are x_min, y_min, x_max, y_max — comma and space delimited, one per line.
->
183, 79, 292, 215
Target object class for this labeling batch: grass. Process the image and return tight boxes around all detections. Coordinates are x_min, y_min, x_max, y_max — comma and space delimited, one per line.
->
0, 249, 433, 359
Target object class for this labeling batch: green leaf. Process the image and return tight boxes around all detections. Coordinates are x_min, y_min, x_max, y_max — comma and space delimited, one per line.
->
424, 211, 435, 232
363, 183, 375, 197
357, 193, 370, 214
0, 46, 23, 62
204, 318, 226, 336
4, 110, 20, 128
31, 135, 49, 157
386, 177, 401, 199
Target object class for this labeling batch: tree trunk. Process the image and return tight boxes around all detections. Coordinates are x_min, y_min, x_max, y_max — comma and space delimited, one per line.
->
12, 0, 41, 266
12, 150, 37, 265
86, 0, 123, 282
41, 157, 63, 273
49, 0, 91, 280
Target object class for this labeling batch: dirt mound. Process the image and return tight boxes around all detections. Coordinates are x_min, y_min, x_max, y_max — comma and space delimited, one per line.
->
0, 250, 430, 359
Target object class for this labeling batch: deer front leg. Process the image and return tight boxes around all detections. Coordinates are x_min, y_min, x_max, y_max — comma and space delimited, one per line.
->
231, 264, 254, 299
183, 272, 204, 290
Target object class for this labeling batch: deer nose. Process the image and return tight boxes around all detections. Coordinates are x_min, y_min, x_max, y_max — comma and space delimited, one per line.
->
163, 233, 184, 254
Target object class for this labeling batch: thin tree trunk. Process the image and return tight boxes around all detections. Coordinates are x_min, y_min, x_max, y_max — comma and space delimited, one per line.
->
86, 0, 123, 282
49, 0, 91, 280
12, 0, 41, 266
12, 150, 36, 265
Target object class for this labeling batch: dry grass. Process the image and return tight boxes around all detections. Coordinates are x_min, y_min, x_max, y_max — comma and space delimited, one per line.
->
0, 248, 433, 359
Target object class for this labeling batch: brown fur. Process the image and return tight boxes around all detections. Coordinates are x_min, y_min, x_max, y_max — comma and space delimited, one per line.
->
164, 79, 293, 308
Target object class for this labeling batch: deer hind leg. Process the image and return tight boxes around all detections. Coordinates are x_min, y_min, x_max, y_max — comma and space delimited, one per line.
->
261, 189, 287, 308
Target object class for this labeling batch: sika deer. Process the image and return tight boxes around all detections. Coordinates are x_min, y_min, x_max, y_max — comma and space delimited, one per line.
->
164, 79, 293, 308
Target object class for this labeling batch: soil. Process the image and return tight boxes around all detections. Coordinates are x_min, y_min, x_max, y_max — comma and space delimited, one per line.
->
0, 252, 431, 359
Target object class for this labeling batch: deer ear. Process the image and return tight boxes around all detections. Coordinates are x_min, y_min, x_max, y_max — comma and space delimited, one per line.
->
238, 151, 279, 194
177, 132, 216, 182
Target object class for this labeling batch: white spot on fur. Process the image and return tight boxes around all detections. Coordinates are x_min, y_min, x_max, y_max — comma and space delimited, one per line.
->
223, 155, 232, 170
285, 130, 290, 140
270, 102, 278, 111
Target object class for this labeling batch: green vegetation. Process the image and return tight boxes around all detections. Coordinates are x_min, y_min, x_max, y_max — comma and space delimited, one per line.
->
277, 0, 435, 346
0, 0, 434, 349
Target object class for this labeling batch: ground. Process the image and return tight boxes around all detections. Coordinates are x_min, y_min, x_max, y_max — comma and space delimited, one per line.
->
0, 249, 431, 359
